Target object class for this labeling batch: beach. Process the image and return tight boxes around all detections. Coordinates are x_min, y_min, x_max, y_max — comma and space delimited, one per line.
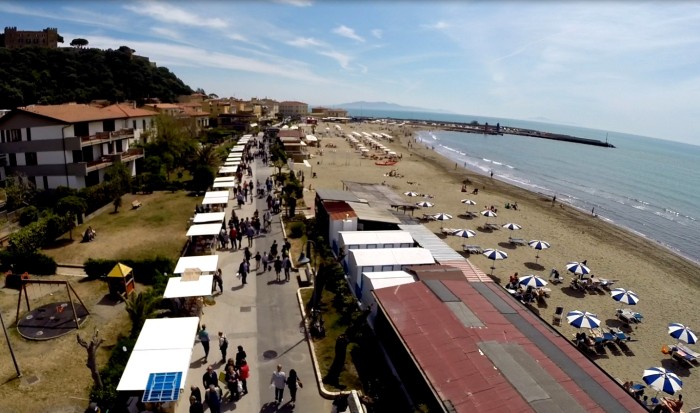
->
303, 120, 700, 408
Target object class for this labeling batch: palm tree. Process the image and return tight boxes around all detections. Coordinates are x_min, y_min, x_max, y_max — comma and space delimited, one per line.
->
125, 291, 162, 338
194, 144, 219, 169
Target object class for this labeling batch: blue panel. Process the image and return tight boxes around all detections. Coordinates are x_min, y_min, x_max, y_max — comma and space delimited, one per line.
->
142, 371, 182, 403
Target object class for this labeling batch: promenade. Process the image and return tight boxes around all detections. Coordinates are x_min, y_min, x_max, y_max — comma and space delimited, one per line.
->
176, 144, 332, 413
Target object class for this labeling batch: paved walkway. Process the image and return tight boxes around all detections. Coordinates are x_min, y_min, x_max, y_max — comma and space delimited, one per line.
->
176, 148, 332, 413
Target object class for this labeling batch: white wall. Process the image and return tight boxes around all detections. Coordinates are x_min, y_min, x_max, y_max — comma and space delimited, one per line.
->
31, 124, 64, 141
37, 151, 65, 164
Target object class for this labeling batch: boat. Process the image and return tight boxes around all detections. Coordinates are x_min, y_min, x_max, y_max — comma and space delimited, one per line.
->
375, 160, 398, 166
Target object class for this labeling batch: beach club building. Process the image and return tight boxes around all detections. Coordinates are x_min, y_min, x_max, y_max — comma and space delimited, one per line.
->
345, 247, 435, 297
0, 103, 152, 189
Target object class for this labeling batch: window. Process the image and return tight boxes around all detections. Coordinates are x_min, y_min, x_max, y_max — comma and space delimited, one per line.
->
74, 122, 89, 137
133, 120, 137, 129
42, 176, 49, 189
25, 152, 38, 166
8, 129, 21, 142
142, 119, 147, 129
26, 128, 31, 141
72, 150, 83, 163
103, 119, 115, 132
9, 153, 17, 167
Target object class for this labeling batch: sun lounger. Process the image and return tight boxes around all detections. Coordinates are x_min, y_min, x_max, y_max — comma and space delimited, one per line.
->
616, 309, 643, 324
422, 214, 437, 221
508, 237, 527, 246
553, 306, 564, 326
484, 223, 500, 230
462, 244, 483, 254
597, 278, 618, 289
441, 227, 458, 234
670, 347, 695, 368
678, 344, 700, 361
464, 211, 478, 218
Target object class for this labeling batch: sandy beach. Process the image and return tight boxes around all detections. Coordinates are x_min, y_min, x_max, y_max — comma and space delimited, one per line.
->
301, 120, 700, 408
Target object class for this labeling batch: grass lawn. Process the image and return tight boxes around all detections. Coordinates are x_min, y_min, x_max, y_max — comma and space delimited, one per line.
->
43, 191, 200, 264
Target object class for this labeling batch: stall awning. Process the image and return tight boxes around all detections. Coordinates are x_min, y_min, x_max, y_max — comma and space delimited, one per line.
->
230, 147, 245, 153
134, 318, 200, 351
204, 191, 228, 198
219, 167, 238, 174
214, 176, 236, 182
163, 275, 214, 298
174, 255, 219, 274
224, 162, 240, 167
213, 182, 237, 188
193, 212, 225, 224
201, 196, 228, 205
186, 223, 222, 237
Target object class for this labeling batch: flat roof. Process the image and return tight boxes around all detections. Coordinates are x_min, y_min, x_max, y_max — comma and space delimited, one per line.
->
212, 181, 237, 188
201, 196, 228, 205
398, 224, 465, 262
349, 248, 434, 267
214, 176, 236, 182
347, 202, 401, 224
185, 223, 222, 237
342, 181, 411, 209
163, 275, 214, 298
174, 255, 219, 273
193, 212, 225, 224
374, 280, 646, 413
316, 189, 362, 203
204, 191, 229, 198
339, 230, 414, 246
219, 166, 239, 174
134, 318, 200, 351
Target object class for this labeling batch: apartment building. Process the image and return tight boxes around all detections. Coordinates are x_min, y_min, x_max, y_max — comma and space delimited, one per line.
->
278, 101, 308, 119
0, 103, 154, 189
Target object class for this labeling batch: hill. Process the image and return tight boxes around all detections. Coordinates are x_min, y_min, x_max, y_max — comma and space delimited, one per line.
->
0, 46, 192, 108
333, 100, 451, 113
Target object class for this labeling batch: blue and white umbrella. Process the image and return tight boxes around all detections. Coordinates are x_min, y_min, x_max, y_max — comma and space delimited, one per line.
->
566, 310, 600, 329
451, 229, 476, 238
528, 240, 551, 263
643, 367, 683, 395
482, 248, 508, 275
502, 223, 522, 231
481, 209, 497, 218
415, 201, 434, 208
433, 213, 453, 221
668, 323, 698, 345
566, 262, 591, 276
518, 275, 548, 288
611, 288, 640, 306
404, 191, 419, 197
461, 199, 477, 205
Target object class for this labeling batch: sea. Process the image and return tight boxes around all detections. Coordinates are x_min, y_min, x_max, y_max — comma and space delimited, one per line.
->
347, 109, 700, 265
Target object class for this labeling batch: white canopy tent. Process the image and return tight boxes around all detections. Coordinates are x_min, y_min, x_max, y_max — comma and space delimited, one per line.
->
219, 166, 239, 174
214, 176, 236, 182
230, 147, 245, 153
213, 181, 238, 188
163, 274, 214, 298
224, 161, 241, 167
116, 317, 199, 392
174, 255, 219, 274
204, 191, 228, 198
193, 212, 225, 224
185, 223, 222, 237
201, 196, 229, 205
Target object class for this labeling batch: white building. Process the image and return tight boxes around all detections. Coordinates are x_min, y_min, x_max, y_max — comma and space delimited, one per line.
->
338, 230, 415, 251
345, 248, 434, 297
360, 270, 417, 324
0, 103, 154, 189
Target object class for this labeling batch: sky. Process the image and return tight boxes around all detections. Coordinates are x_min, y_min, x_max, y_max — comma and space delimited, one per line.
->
2, 1, 700, 145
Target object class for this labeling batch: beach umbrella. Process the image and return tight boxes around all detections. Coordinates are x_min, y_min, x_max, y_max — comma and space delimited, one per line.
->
566, 310, 600, 329
481, 210, 497, 218
502, 223, 522, 231
528, 240, 550, 263
451, 229, 476, 238
461, 199, 477, 214
643, 367, 683, 395
482, 248, 508, 275
433, 213, 453, 221
668, 323, 698, 345
610, 288, 640, 306
566, 262, 590, 276
404, 191, 419, 197
415, 201, 434, 208
518, 275, 548, 288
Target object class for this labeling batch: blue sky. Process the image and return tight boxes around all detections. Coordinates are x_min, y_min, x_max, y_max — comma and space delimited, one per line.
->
2, 1, 700, 145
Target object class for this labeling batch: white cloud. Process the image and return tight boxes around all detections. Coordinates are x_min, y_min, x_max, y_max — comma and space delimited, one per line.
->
286, 37, 325, 48
0, 3, 124, 30
422, 21, 449, 30
273, 0, 313, 7
151, 27, 181, 40
332, 25, 365, 42
371, 29, 383, 39
123, 2, 228, 29
318, 50, 352, 69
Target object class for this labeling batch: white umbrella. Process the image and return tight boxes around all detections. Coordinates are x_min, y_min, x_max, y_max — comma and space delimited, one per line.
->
528, 240, 551, 263
668, 323, 698, 345
566, 262, 591, 277
567, 310, 601, 329
610, 288, 639, 306
404, 191, 419, 197
518, 275, 548, 288
461, 199, 477, 215
502, 223, 522, 231
482, 248, 508, 274
433, 213, 453, 221
643, 367, 683, 395
451, 229, 476, 238
415, 201, 434, 208
481, 209, 497, 218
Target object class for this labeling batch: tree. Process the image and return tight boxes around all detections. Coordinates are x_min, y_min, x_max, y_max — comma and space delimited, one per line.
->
125, 291, 162, 338
4, 174, 36, 211
56, 195, 87, 240
104, 163, 131, 196
191, 165, 215, 194
70, 38, 89, 48
77, 328, 105, 390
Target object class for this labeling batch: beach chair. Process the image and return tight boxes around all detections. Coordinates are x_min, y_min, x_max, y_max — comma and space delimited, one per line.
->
462, 245, 483, 254
508, 237, 527, 246
552, 306, 564, 326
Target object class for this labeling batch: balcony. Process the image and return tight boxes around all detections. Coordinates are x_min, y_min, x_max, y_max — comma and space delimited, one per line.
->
85, 148, 144, 172
80, 128, 135, 146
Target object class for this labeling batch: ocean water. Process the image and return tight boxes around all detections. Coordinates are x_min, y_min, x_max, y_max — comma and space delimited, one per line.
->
348, 109, 700, 264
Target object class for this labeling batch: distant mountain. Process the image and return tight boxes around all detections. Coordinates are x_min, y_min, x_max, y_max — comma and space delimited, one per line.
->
331, 101, 451, 114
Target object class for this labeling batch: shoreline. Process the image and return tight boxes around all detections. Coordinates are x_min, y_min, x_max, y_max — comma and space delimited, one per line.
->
415, 133, 700, 269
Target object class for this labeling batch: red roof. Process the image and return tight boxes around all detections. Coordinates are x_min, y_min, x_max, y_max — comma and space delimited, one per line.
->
323, 201, 357, 220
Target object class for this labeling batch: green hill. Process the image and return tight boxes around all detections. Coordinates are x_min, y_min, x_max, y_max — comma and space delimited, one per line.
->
0, 46, 193, 108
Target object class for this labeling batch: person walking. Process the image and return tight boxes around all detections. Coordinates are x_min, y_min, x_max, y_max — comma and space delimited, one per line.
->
283, 256, 291, 282
206, 384, 222, 413
274, 256, 283, 282
224, 365, 240, 401
246, 225, 255, 247
261, 251, 268, 273
188, 396, 203, 413
270, 364, 287, 406
190, 385, 202, 404
238, 359, 250, 395
239, 260, 249, 285
218, 332, 228, 363
198, 325, 210, 362
202, 366, 218, 394
236, 345, 247, 367
254, 251, 262, 271
286, 369, 302, 407
213, 269, 223, 294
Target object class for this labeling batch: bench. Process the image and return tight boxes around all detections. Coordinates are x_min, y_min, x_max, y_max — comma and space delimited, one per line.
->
298, 264, 312, 286
131, 200, 142, 209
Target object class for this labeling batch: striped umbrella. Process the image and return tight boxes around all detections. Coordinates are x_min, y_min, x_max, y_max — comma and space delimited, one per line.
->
518, 275, 548, 288
415, 201, 434, 208
566, 310, 600, 329
451, 229, 476, 238
481, 209, 497, 218
566, 262, 590, 276
610, 288, 639, 306
668, 323, 698, 345
461, 199, 477, 214
502, 223, 522, 231
433, 213, 453, 221
528, 240, 550, 263
643, 367, 683, 395
482, 248, 508, 275
404, 191, 419, 197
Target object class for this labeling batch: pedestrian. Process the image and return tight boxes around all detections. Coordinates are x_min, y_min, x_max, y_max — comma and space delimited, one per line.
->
286, 368, 303, 407
229, 227, 237, 250
236, 229, 244, 250
189, 395, 203, 413
246, 225, 255, 247
198, 325, 210, 362
283, 256, 291, 282
238, 260, 249, 285
270, 240, 278, 257
202, 365, 218, 392
261, 251, 268, 273
236, 345, 247, 367
254, 251, 262, 271
224, 365, 240, 401
244, 247, 252, 263
190, 385, 202, 404
283, 238, 291, 255
238, 359, 250, 395
552, 195, 556, 206
206, 384, 222, 413
270, 364, 286, 405
213, 269, 223, 294
274, 256, 283, 282
218, 332, 228, 363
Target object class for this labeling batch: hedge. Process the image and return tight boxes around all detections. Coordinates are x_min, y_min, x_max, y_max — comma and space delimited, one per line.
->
84, 257, 174, 284
0, 250, 57, 277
